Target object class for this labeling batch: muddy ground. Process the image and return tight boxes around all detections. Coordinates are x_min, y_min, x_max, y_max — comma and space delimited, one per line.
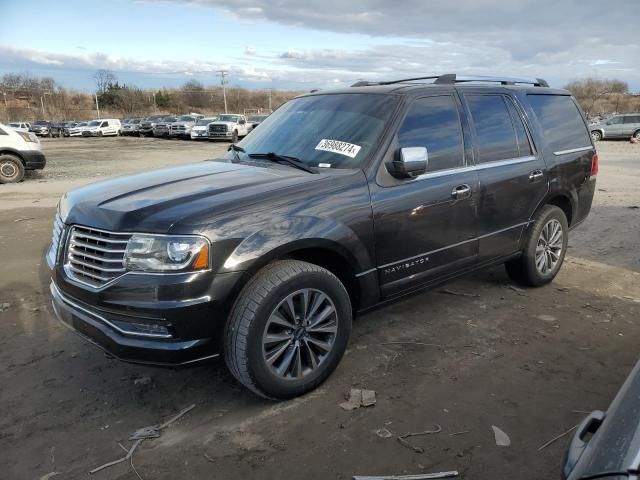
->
0, 137, 639, 480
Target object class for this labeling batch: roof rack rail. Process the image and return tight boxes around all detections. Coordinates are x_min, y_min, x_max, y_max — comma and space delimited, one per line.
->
351, 74, 549, 88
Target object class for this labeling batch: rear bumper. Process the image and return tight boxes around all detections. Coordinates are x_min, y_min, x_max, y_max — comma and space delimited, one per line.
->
22, 150, 46, 170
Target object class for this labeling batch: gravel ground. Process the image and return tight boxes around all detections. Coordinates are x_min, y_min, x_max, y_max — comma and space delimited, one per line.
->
0, 137, 639, 480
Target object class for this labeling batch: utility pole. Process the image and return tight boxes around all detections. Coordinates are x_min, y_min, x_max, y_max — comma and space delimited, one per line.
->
1, 92, 7, 122
152, 92, 157, 113
217, 70, 228, 114
40, 96, 46, 117
95, 93, 101, 119
268, 88, 272, 111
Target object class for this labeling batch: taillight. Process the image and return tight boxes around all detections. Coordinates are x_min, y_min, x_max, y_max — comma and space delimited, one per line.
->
591, 153, 599, 176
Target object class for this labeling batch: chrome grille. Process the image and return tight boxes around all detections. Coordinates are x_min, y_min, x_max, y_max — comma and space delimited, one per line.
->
209, 124, 228, 133
65, 225, 131, 288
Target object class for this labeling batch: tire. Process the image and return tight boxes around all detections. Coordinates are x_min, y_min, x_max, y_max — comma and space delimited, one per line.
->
97, 131, 103, 137
231, 130, 239, 143
505, 205, 569, 287
225, 260, 352, 399
591, 130, 603, 142
0, 154, 26, 184
633, 130, 640, 140
47, 131, 52, 138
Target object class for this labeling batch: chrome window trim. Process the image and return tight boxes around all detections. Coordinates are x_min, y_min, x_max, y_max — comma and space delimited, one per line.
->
413, 155, 537, 181
50, 281, 173, 339
553, 146, 593, 156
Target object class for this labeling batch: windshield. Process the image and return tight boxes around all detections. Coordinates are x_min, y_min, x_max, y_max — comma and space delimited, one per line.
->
196, 118, 215, 126
78, 122, 88, 127
88, 121, 101, 127
218, 115, 239, 122
162, 117, 177, 122
233, 93, 398, 169
248, 115, 268, 122
33, 121, 47, 125
9, 123, 19, 127
131, 119, 140, 124
178, 116, 194, 122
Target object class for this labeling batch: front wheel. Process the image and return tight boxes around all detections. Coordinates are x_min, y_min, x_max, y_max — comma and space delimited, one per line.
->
505, 205, 569, 287
0, 154, 25, 183
225, 260, 352, 399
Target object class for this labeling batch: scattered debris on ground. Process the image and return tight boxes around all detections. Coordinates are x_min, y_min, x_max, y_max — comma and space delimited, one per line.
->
537, 424, 579, 451
353, 470, 459, 479
375, 428, 393, 439
133, 376, 152, 386
492, 426, 511, 447
340, 389, 377, 410
397, 425, 442, 453
438, 289, 480, 298
89, 404, 196, 476
0, 303, 10, 312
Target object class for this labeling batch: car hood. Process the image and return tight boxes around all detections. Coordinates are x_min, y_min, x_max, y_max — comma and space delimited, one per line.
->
210, 121, 236, 126
59, 160, 326, 233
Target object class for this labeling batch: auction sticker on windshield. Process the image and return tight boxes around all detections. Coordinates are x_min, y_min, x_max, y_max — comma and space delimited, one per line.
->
315, 139, 361, 158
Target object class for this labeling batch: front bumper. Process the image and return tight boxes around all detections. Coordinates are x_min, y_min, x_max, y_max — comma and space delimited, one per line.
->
22, 150, 46, 170
49, 267, 247, 366
208, 131, 232, 139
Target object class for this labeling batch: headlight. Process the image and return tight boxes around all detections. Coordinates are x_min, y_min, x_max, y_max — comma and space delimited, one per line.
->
18, 131, 37, 143
124, 234, 210, 272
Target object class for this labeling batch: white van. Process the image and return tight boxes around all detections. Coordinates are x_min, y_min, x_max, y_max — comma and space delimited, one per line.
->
7, 122, 31, 133
0, 122, 46, 183
81, 119, 122, 137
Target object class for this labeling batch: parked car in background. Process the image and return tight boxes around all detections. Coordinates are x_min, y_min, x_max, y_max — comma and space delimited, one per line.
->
81, 119, 121, 137
8, 122, 31, 133
67, 122, 89, 137
190, 117, 218, 140
47, 74, 597, 399
30, 120, 62, 138
0, 122, 46, 183
169, 115, 198, 139
562, 357, 640, 480
247, 114, 269, 132
208, 114, 250, 142
139, 115, 166, 137
122, 119, 142, 136
153, 116, 177, 138
61, 122, 78, 137
590, 113, 640, 141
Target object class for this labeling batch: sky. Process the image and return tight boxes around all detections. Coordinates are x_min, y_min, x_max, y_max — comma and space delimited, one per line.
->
0, 0, 638, 92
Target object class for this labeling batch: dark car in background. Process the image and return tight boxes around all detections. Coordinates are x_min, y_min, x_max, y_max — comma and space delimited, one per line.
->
152, 116, 177, 138
30, 120, 62, 138
563, 358, 640, 480
48, 74, 597, 399
139, 115, 168, 137
247, 114, 269, 132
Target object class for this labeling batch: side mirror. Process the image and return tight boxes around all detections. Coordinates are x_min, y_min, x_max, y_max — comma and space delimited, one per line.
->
239, 119, 246, 125
386, 147, 428, 179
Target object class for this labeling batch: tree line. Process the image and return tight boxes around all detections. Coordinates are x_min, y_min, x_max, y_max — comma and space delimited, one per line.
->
0, 70, 301, 122
1, 70, 638, 122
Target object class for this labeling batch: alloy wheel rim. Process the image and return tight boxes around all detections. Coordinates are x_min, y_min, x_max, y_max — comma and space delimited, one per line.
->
535, 219, 563, 274
262, 288, 338, 380
0, 161, 18, 179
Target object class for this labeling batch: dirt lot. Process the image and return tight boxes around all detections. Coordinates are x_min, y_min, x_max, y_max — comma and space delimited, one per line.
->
1, 137, 639, 480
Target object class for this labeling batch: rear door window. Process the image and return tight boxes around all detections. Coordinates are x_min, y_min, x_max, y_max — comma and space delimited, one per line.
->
624, 115, 640, 124
505, 98, 533, 157
527, 94, 591, 152
397, 95, 465, 173
466, 95, 519, 163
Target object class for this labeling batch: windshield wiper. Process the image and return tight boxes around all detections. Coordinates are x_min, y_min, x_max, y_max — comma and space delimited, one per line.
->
248, 152, 317, 174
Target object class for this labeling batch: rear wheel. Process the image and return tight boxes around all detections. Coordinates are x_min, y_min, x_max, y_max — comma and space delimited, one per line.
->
225, 260, 352, 399
0, 154, 25, 183
591, 130, 603, 141
633, 130, 640, 140
505, 205, 569, 287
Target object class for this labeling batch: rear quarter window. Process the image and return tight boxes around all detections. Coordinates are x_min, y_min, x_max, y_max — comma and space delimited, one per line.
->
527, 94, 591, 152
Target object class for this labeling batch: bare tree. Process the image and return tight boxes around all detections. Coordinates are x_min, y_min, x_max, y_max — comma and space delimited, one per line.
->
93, 69, 117, 94
565, 78, 629, 115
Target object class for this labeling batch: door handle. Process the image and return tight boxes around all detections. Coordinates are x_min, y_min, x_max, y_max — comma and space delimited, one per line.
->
529, 170, 544, 182
451, 184, 471, 200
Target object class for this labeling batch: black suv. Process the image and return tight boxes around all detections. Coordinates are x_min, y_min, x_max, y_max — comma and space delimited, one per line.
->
48, 74, 597, 399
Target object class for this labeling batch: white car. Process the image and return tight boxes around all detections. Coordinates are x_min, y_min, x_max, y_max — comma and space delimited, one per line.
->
81, 119, 122, 137
0, 122, 46, 183
207, 114, 250, 142
190, 117, 218, 140
68, 122, 89, 137
7, 122, 31, 133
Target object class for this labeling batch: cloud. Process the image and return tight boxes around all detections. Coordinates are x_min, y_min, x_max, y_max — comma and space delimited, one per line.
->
244, 45, 256, 55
